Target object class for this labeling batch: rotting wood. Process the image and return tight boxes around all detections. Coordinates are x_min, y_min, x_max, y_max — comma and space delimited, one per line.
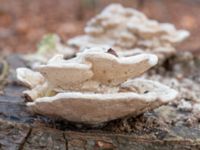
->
0, 119, 30, 150
23, 127, 66, 150
0, 54, 200, 149
1, 119, 200, 150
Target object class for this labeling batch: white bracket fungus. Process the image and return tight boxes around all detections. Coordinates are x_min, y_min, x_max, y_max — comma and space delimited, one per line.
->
17, 47, 177, 124
68, 4, 190, 59
16, 68, 45, 89
23, 4, 189, 65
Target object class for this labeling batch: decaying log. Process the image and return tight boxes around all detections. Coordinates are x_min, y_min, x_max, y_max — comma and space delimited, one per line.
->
0, 54, 200, 150
23, 127, 66, 150
1, 119, 200, 150
0, 119, 30, 150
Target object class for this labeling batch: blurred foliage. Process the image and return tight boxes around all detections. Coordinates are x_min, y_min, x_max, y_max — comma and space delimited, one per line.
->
37, 34, 59, 55
81, 0, 98, 8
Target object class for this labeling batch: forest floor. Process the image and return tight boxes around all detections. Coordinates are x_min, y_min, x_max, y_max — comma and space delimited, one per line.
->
0, 0, 200, 54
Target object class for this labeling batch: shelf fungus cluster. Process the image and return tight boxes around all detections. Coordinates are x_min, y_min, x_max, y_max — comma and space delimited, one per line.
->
24, 4, 189, 65
68, 4, 189, 59
17, 47, 178, 125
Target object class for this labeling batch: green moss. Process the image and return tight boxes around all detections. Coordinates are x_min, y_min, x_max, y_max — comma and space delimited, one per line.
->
37, 34, 59, 55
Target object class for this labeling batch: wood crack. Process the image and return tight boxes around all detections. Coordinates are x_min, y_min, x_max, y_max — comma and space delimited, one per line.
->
19, 127, 32, 150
